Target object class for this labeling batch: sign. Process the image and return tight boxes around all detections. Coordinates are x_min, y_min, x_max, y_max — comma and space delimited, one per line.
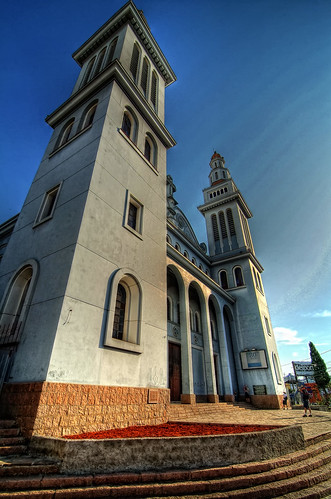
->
292, 361, 315, 377
240, 350, 267, 369
253, 385, 267, 395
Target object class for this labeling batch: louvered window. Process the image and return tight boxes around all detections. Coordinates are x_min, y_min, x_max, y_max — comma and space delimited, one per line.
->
81, 57, 96, 87
106, 37, 118, 66
151, 71, 158, 109
94, 47, 106, 75
226, 209, 236, 236
130, 43, 140, 80
141, 57, 149, 96
112, 284, 126, 340
220, 270, 229, 290
211, 214, 219, 241
219, 212, 228, 239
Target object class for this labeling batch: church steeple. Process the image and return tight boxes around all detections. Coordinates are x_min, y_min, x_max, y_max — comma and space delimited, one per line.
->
198, 152, 254, 258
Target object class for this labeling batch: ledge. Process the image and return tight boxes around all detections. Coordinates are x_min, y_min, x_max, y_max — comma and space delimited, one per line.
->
30, 424, 304, 474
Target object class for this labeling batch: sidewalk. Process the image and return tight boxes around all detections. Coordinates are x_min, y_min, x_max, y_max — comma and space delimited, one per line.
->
169, 405, 331, 441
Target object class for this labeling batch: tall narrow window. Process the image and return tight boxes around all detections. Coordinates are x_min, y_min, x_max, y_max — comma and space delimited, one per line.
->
105, 37, 118, 66
219, 212, 227, 240
151, 71, 158, 110
144, 138, 151, 162
264, 317, 271, 336
80, 101, 98, 131
127, 202, 138, 231
234, 266, 244, 287
140, 57, 149, 97
130, 43, 140, 80
34, 184, 61, 226
167, 297, 172, 321
220, 270, 229, 289
56, 119, 75, 149
226, 209, 236, 236
122, 113, 131, 138
125, 193, 143, 236
81, 57, 96, 87
211, 214, 219, 242
94, 47, 107, 76
112, 284, 126, 340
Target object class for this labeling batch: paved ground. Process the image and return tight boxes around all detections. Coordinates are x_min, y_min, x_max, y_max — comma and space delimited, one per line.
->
170, 406, 331, 441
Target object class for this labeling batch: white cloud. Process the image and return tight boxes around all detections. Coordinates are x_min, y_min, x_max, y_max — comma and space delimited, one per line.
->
274, 327, 304, 345
303, 310, 331, 318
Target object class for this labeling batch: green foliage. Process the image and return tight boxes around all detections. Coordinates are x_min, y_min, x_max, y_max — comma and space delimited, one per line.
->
309, 342, 330, 391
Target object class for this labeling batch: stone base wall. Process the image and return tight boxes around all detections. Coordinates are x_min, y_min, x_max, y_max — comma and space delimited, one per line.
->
0, 382, 170, 438
250, 394, 282, 409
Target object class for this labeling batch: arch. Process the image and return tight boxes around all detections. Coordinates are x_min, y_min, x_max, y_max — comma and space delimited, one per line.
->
233, 266, 244, 287
81, 56, 96, 87
94, 47, 107, 76
55, 118, 75, 149
140, 56, 150, 97
105, 37, 118, 66
144, 133, 157, 167
0, 260, 39, 344
174, 243, 181, 252
272, 352, 282, 384
121, 107, 138, 143
223, 305, 239, 394
219, 270, 229, 290
130, 42, 141, 81
104, 268, 142, 352
79, 100, 98, 131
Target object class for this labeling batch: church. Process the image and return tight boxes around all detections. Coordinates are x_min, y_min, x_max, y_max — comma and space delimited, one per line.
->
0, 1, 283, 437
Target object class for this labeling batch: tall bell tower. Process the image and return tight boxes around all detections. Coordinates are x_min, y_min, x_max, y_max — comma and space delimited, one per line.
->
0, 1, 177, 436
198, 152, 284, 406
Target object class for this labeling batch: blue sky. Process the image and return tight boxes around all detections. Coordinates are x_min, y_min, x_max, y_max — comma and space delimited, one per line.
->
1, 0, 330, 376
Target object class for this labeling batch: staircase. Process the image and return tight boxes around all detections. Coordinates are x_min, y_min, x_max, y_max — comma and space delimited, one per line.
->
0, 418, 330, 498
168, 401, 254, 420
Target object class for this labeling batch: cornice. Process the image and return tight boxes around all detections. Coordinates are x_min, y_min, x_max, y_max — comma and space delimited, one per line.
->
210, 249, 264, 273
72, 1, 176, 86
45, 60, 176, 149
167, 244, 236, 304
198, 191, 252, 218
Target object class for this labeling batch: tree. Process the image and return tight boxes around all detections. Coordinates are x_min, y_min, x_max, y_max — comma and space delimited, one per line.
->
309, 342, 330, 395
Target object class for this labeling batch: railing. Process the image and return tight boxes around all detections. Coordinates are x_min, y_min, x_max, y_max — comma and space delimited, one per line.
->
0, 322, 22, 346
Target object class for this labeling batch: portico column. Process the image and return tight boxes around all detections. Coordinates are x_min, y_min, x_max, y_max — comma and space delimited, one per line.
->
180, 281, 195, 404
201, 294, 218, 403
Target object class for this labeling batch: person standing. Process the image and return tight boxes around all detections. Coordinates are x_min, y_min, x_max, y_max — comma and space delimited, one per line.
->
301, 388, 312, 417
282, 392, 288, 409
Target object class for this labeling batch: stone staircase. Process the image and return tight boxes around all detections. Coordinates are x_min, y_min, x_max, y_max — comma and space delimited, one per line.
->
0, 418, 331, 498
167, 401, 254, 421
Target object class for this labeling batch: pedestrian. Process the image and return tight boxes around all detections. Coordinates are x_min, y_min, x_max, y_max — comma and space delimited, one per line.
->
301, 388, 312, 417
282, 392, 288, 410
243, 385, 250, 403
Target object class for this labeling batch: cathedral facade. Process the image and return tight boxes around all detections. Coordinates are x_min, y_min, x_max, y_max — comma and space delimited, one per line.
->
0, 1, 283, 437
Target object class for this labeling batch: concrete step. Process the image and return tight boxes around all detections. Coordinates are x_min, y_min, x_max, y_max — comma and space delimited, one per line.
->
0, 428, 20, 438
0, 445, 27, 457
0, 437, 26, 447
0, 437, 330, 497
0, 421, 16, 430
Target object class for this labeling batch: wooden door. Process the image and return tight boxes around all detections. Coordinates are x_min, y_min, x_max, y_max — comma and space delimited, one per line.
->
168, 342, 181, 401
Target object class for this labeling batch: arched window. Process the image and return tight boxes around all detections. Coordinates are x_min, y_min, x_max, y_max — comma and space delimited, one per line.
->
220, 270, 229, 290
183, 251, 189, 258
166, 234, 172, 244
140, 57, 150, 97
0, 263, 37, 344
94, 47, 107, 76
234, 266, 244, 287
144, 133, 157, 167
105, 37, 118, 66
130, 43, 141, 81
56, 119, 74, 149
81, 56, 96, 87
79, 101, 98, 131
210, 320, 217, 341
151, 71, 158, 110
175, 243, 181, 252
272, 352, 282, 384
121, 108, 138, 143
110, 275, 141, 345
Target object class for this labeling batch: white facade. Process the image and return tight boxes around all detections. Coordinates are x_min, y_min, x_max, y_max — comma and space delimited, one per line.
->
0, 1, 283, 409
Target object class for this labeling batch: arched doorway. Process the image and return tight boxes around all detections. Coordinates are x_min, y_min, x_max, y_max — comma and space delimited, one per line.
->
167, 267, 182, 401
189, 283, 206, 399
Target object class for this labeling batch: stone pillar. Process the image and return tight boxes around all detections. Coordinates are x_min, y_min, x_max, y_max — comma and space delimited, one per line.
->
180, 282, 195, 404
201, 293, 218, 403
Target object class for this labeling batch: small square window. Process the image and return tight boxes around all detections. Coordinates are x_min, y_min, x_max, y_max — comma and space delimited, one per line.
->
34, 184, 61, 226
124, 193, 143, 237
